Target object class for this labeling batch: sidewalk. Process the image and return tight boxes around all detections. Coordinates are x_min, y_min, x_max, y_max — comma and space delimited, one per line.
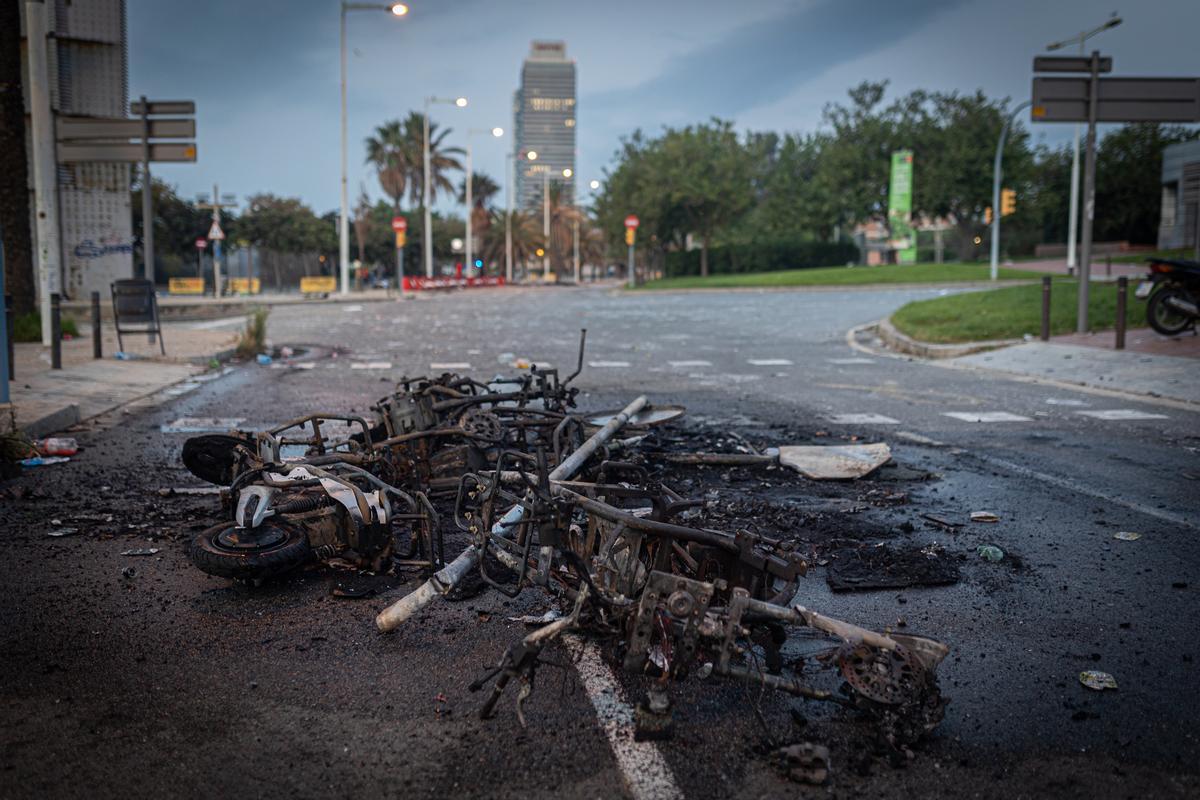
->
949, 340, 1199, 406
2, 322, 238, 437
1011, 256, 1146, 280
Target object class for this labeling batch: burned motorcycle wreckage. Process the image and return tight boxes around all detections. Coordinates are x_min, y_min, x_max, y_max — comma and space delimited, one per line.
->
178, 332, 950, 746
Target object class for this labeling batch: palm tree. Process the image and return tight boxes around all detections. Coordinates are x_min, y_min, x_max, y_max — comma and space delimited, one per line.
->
364, 119, 414, 213
531, 180, 584, 273
458, 171, 501, 253
480, 208, 540, 276
401, 110, 464, 208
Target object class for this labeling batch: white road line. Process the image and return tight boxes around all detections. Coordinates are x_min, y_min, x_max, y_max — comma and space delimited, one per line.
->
566, 635, 684, 800
351, 362, 392, 370
968, 452, 1198, 531
430, 362, 471, 370
1045, 398, 1089, 406
186, 317, 244, 330
894, 431, 947, 446
828, 413, 901, 425
827, 357, 875, 365
668, 360, 712, 368
1076, 409, 1169, 421
942, 411, 1032, 423
589, 360, 631, 368
747, 358, 792, 366
161, 417, 244, 433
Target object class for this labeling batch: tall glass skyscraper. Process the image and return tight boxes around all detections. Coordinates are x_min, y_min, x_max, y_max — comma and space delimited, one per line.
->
513, 41, 576, 210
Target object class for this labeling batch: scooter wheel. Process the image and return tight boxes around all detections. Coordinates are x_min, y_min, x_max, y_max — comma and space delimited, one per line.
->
189, 520, 311, 581
1146, 287, 1195, 336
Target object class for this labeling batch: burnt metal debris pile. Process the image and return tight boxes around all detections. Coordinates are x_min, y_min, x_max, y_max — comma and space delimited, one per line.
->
179, 331, 949, 753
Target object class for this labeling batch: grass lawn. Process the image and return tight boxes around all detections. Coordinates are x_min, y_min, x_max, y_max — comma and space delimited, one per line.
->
890, 278, 1147, 343
638, 262, 1040, 290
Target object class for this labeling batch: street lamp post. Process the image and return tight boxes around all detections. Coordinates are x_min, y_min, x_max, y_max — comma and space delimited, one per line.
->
465, 127, 503, 279
991, 101, 1032, 281
1046, 14, 1122, 273
340, 2, 408, 296
423, 95, 467, 279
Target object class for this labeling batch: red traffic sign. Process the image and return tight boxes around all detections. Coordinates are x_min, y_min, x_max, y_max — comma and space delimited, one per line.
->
391, 216, 408, 232
624, 214, 639, 229
194, 238, 207, 250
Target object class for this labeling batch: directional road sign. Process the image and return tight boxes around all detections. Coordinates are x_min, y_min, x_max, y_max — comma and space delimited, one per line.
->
58, 116, 195, 140
129, 100, 196, 116
1033, 55, 1112, 74
1032, 77, 1200, 123
58, 142, 197, 163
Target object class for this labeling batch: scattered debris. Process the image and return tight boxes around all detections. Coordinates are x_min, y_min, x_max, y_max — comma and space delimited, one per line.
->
920, 513, 963, 532
827, 543, 960, 591
1113, 531, 1141, 541
977, 545, 1005, 562
970, 511, 1000, 523
771, 742, 831, 785
1079, 670, 1118, 691
19, 456, 70, 467
120, 548, 161, 556
47, 528, 79, 537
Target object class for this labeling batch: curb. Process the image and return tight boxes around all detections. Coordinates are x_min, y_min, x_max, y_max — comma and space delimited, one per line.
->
2, 402, 81, 439
874, 317, 1020, 360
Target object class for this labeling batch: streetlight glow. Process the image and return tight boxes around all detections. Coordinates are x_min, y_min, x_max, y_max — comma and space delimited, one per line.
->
388, 3, 408, 15
455, 97, 468, 107
562, 168, 573, 178
526, 150, 538, 160
491, 127, 504, 137
589, 179, 600, 190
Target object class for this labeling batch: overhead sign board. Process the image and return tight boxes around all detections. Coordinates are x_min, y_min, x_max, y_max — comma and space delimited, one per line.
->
1033, 55, 1112, 74
129, 100, 196, 116
58, 142, 197, 163
1031, 77, 1200, 122
58, 116, 196, 140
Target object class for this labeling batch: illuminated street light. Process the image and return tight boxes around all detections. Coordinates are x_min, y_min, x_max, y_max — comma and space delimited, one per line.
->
491, 127, 504, 137
589, 179, 600, 190
423, 95, 467, 277
340, 1, 407, 294
562, 168, 573, 178
455, 97, 468, 107
526, 150, 538, 160
466, 126, 506, 278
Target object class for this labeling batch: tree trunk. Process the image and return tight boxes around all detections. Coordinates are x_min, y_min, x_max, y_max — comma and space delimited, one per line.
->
700, 233, 710, 278
0, 1, 36, 314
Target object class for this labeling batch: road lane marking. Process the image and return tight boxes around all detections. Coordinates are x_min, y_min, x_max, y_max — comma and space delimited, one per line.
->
827, 357, 875, 365
430, 362, 471, 370
747, 358, 793, 366
1076, 409, 1169, 421
589, 360, 632, 368
668, 360, 712, 368
828, 413, 901, 424
566, 634, 684, 800
967, 453, 1198, 531
942, 411, 1032, 423
161, 417, 244, 433
894, 431, 947, 446
1046, 398, 1089, 406
351, 362, 392, 370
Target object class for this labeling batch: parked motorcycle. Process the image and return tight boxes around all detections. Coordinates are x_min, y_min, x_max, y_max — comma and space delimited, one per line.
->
1138, 257, 1200, 336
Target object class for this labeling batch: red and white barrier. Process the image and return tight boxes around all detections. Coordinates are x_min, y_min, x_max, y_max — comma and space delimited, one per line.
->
401, 275, 506, 291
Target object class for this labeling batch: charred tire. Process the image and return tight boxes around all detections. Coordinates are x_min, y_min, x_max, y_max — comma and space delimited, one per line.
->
1146, 287, 1195, 336
189, 520, 311, 581
182, 433, 255, 485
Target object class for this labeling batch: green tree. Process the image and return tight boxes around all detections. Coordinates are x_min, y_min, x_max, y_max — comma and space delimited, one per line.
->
132, 178, 220, 282
365, 119, 416, 213
1094, 123, 1200, 244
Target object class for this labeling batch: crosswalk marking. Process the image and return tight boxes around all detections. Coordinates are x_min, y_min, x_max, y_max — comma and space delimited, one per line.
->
827, 357, 874, 365
161, 417, 244, 433
668, 360, 712, 368
828, 413, 900, 425
1046, 398, 1089, 406
942, 411, 1032, 423
430, 362, 471, 370
351, 362, 392, 370
747, 358, 793, 366
1077, 409, 1168, 421
589, 360, 631, 368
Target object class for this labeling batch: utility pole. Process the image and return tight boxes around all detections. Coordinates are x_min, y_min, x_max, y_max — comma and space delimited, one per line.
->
505, 153, 514, 283
138, 95, 155, 287
25, 0, 61, 347
1077, 51, 1101, 333
197, 185, 235, 296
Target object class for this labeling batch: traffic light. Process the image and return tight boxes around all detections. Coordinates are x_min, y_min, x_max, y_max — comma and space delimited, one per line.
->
1001, 188, 1017, 217
984, 207, 993, 225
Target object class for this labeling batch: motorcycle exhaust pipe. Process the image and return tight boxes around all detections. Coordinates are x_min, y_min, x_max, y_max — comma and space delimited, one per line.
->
1165, 295, 1200, 316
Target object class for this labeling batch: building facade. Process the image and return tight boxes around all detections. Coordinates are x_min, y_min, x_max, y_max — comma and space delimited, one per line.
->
21, 0, 132, 301
1158, 139, 1200, 253
513, 41, 576, 210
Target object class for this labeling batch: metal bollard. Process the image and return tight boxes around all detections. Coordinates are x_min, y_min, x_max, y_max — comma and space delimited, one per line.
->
91, 291, 102, 359
50, 293, 62, 370
1105, 255, 1111, 278
1040, 276, 1051, 341
4, 294, 12, 379
1115, 276, 1127, 351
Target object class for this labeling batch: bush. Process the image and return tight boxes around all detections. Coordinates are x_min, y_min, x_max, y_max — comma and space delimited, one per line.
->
663, 239, 859, 277
236, 307, 269, 359
12, 312, 80, 343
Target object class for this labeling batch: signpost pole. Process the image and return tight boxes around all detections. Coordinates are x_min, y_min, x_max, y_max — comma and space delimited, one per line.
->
1077, 51, 1101, 333
627, 241, 635, 289
140, 95, 155, 288
211, 184, 224, 298
26, 0, 61, 348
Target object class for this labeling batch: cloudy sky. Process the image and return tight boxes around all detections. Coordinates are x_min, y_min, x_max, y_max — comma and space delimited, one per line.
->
129, 0, 1200, 214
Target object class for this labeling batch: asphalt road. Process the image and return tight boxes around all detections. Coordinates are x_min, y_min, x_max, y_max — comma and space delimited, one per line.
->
3, 284, 1198, 799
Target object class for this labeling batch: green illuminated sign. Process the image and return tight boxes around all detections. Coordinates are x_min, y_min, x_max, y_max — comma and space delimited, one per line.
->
888, 150, 916, 264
